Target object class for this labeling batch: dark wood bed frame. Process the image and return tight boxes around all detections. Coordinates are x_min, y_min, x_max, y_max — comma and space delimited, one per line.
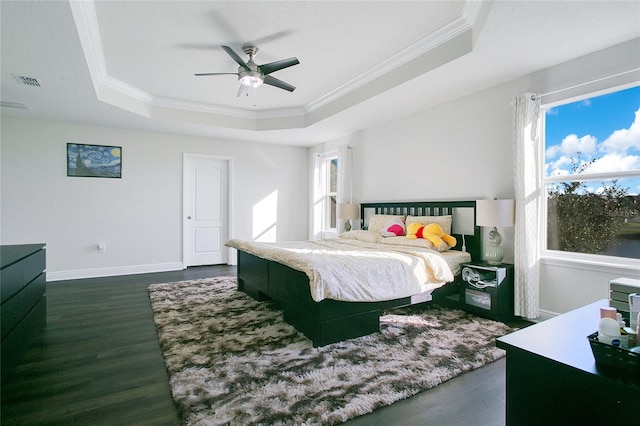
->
236, 200, 481, 347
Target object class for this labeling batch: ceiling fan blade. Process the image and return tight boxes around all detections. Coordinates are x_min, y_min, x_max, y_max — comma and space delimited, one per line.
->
237, 84, 250, 97
263, 75, 296, 92
259, 57, 300, 75
221, 45, 250, 71
194, 72, 238, 76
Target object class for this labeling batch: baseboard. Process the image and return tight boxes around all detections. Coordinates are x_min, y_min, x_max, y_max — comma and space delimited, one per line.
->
534, 309, 560, 323
46, 262, 185, 282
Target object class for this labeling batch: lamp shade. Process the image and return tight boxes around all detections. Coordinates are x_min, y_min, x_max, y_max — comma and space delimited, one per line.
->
476, 199, 515, 227
452, 207, 475, 235
337, 203, 359, 220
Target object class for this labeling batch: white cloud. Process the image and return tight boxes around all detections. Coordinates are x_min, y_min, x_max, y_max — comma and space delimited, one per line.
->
547, 155, 574, 176
545, 145, 560, 159
600, 107, 640, 155
584, 154, 640, 174
556, 134, 597, 157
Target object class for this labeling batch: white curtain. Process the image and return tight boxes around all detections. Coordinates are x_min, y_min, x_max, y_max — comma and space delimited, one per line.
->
512, 93, 541, 319
337, 144, 352, 204
336, 144, 353, 231
311, 153, 324, 239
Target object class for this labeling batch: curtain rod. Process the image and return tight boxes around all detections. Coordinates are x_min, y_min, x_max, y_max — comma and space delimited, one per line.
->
315, 145, 352, 157
538, 67, 640, 99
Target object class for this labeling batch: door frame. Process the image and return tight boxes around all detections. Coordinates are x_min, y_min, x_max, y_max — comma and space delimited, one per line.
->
182, 153, 233, 269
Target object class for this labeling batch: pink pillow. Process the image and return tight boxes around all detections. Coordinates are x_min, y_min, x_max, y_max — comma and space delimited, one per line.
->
381, 217, 406, 237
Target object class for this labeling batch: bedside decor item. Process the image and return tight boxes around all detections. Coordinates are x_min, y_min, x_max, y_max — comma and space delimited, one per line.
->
406, 222, 456, 251
452, 206, 476, 253
337, 202, 359, 232
67, 143, 122, 178
588, 328, 640, 373
380, 216, 405, 237
149, 276, 514, 425
476, 199, 515, 264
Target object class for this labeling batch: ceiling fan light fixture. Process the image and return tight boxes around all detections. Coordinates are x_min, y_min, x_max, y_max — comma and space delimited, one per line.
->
239, 71, 264, 88
195, 45, 298, 95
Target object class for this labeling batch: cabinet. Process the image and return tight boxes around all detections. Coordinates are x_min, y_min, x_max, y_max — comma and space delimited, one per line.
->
497, 300, 639, 425
1, 244, 47, 381
457, 262, 514, 322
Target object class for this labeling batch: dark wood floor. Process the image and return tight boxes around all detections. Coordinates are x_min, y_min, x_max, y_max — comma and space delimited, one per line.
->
1, 265, 511, 425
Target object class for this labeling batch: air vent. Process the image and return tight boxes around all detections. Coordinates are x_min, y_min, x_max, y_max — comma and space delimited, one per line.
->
13, 74, 43, 87
0, 100, 31, 110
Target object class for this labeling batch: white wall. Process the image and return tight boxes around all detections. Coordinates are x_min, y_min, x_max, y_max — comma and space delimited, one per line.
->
313, 38, 640, 315
1, 117, 309, 279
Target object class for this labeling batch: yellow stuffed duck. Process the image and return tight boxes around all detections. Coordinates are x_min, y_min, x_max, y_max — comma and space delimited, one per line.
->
406, 222, 457, 251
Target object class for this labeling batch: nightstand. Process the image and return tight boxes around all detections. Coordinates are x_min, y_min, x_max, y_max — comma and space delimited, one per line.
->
458, 262, 514, 322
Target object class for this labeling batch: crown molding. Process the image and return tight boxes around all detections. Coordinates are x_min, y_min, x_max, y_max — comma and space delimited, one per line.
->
151, 96, 257, 119
304, 14, 473, 114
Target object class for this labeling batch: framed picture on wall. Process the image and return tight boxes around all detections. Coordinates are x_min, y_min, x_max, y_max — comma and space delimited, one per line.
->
67, 143, 122, 178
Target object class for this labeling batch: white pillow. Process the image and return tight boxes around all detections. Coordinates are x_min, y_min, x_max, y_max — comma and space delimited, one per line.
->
378, 237, 433, 249
378, 236, 450, 252
406, 215, 452, 235
338, 230, 381, 243
367, 214, 404, 233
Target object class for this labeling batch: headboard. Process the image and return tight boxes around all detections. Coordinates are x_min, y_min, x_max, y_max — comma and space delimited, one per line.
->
360, 200, 481, 262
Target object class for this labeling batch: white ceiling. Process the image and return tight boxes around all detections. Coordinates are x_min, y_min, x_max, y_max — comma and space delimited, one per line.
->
2, 1, 639, 146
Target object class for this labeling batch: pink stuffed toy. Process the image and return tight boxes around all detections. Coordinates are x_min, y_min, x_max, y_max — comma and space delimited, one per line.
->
381, 217, 406, 237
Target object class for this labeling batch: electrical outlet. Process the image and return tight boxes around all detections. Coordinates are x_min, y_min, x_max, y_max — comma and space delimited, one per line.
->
98, 242, 106, 253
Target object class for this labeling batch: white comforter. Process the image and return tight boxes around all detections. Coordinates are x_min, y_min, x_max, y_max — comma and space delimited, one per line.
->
226, 238, 456, 303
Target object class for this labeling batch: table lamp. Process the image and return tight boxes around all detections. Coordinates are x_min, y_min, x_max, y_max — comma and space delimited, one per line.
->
452, 207, 476, 252
337, 203, 359, 232
476, 199, 515, 264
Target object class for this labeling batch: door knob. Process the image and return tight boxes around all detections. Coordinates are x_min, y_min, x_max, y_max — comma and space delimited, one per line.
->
187, 216, 192, 219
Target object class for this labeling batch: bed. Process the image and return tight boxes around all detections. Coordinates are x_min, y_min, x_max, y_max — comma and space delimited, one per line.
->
227, 200, 481, 347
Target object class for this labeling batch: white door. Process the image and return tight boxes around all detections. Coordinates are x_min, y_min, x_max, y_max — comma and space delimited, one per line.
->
184, 154, 229, 266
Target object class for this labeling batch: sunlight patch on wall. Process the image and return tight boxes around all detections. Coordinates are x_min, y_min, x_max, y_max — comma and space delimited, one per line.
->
253, 190, 278, 242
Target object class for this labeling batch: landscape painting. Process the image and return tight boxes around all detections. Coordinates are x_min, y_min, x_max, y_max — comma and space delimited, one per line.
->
67, 143, 122, 178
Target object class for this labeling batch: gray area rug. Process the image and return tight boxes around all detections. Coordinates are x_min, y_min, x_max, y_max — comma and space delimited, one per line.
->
149, 276, 514, 425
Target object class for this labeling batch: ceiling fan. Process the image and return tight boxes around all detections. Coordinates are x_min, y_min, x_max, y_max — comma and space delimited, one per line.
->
195, 45, 299, 97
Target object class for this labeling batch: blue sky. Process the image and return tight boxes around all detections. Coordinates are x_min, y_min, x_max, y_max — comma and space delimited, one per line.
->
544, 84, 640, 195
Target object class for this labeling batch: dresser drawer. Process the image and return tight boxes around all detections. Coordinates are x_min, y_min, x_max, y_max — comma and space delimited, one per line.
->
1, 248, 45, 303
2, 272, 46, 339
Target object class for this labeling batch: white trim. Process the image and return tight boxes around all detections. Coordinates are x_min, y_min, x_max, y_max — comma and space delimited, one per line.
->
540, 69, 640, 106
541, 254, 640, 277
152, 96, 259, 119
46, 262, 184, 282
543, 169, 640, 183
101, 74, 154, 104
536, 309, 560, 322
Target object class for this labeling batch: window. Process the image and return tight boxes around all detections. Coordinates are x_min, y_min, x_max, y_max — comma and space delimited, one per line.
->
313, 152, 338, 237
326, 157, 338, 230
542, 85, 640, 260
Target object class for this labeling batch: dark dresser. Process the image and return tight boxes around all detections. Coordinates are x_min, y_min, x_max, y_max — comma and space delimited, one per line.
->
496, 299, 639, 425
1, 244, 47, 381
